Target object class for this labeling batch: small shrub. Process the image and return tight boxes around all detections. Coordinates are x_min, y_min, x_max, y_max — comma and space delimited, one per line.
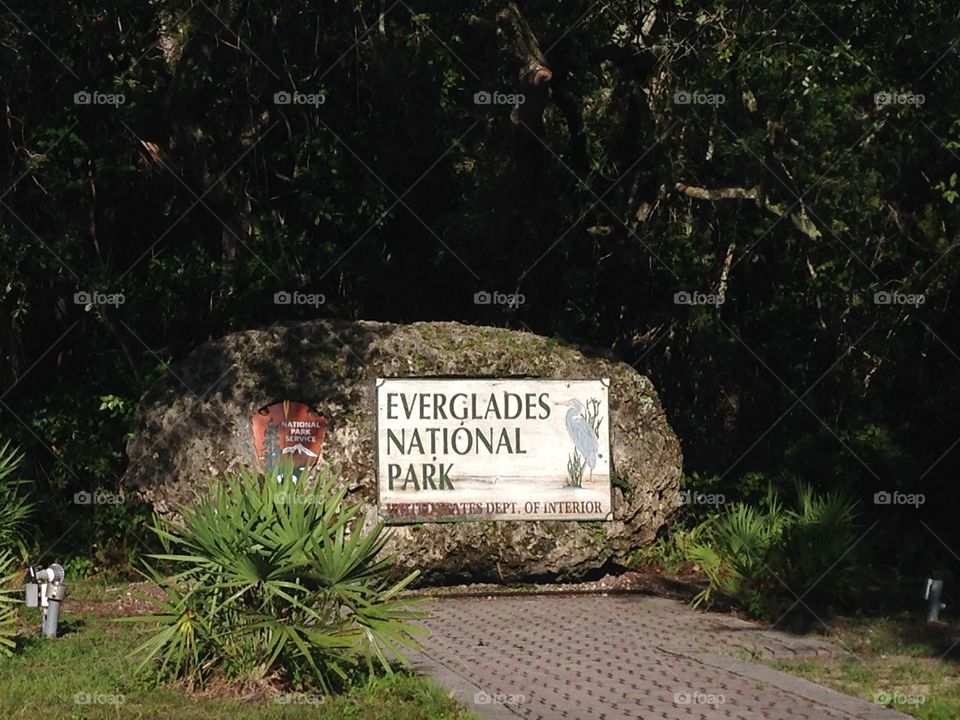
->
126, 468, 426, 691
774, 483, 861, 607
687, 494, 787, 615
627, 525, 705, 572
0, 550, 18, 656
687, 482, 859, 617
0, 439, 32, 657
0, 438, 34, 558
63, 555, 96, 579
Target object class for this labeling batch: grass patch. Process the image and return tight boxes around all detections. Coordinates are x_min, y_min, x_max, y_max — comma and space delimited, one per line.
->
0, 580, 475, 720
764, 614, 960, 720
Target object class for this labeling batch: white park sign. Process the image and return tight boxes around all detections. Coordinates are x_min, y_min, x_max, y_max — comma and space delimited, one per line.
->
376, 378, 612, 522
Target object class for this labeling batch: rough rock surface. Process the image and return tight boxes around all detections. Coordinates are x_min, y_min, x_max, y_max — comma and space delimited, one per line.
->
125, 320, 682, 584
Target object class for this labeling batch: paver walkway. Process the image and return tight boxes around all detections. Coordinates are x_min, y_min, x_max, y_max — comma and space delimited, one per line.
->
409, 593, 911, 720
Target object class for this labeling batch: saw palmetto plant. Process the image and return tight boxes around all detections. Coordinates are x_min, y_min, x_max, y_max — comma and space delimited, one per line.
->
0, 438, 33, 658
0, 438, 34, 560
126, 468, 425, 690
687, 499, 787, 614
0, 550, 19, 657
687, 481, 860, 617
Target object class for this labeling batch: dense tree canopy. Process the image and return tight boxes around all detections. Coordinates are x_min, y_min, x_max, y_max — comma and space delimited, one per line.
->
1, 1, 958, 581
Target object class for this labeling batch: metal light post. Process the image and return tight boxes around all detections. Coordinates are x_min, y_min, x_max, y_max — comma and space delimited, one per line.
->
925, 578, 945, 624
25, 563, 66, 638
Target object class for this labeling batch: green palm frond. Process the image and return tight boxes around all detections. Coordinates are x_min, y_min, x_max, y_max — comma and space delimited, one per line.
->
0, 438, 34, 559
685, 481, 861, 616
0, 550, 20, 657
126, 466, 424, 689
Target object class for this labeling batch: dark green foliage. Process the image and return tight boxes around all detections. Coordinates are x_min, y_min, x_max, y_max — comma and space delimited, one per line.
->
126, 468, 425, 690
688, 483, 861, 617
0, 550, 18, 657
0, 439, 31, 657
0, 439, 33, 559
773, 483, 862, 608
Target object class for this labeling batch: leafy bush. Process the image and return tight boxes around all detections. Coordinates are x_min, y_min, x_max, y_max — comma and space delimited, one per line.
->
773, 484, 861, 608
0, 550, 18, 656
0, 439, 32, 657
687, 489, 787, 615
127, 468, 425, 691
626, 525, 706, 573
687, 482, 860, 617
0, 438, 33, 558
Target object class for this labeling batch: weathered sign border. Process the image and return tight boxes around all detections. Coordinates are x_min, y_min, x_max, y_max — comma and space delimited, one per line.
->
375, 377, 613, 524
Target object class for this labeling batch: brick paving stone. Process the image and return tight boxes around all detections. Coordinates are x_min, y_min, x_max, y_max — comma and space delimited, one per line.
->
409, 594, 912, 720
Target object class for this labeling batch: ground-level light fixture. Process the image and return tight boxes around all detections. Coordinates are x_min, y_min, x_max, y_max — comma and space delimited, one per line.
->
24, 563, 66, 638
925, 578, 946, 624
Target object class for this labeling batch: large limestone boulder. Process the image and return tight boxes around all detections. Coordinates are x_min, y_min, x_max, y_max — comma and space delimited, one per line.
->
125, 320, 682, 584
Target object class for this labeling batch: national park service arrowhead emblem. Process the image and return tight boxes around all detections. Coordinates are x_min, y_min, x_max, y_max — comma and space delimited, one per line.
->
251, 400, 327, 483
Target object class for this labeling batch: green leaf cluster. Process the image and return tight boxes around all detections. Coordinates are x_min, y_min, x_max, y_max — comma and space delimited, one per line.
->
126, 468, 425, 691
688, 482, 860, 617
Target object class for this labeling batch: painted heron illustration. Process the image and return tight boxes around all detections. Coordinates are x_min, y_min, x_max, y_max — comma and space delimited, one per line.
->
560, 399, 598, 482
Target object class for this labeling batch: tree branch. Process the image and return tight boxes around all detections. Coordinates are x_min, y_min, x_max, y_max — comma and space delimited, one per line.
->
495, 2, 553, 190
675, 182, 760, 202
496, 3, 552, 87
674, 182, 822, 240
